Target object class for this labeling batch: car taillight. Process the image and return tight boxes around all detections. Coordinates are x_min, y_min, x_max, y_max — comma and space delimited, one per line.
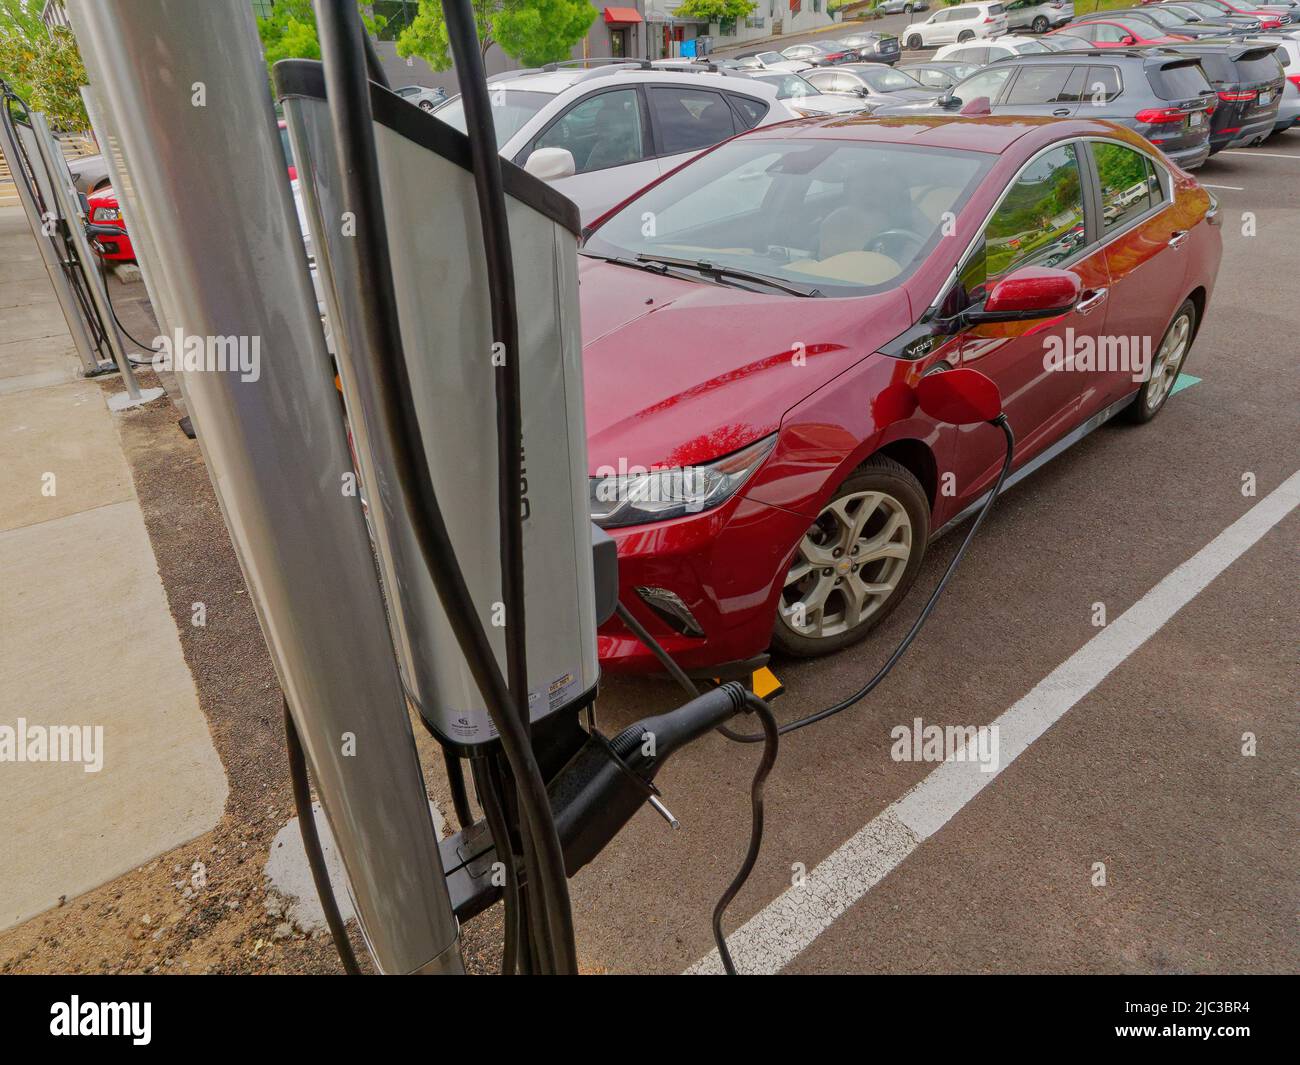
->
1288, 74, 1300, 89
1217, 89, 1257, 101
984, 15, 995, 21
1134, 107, 1187, 123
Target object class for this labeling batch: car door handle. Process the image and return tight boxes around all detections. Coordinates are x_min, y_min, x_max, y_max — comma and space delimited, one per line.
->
1076, 288, 1108, 316
1052, 108, 1071, 116
1168, 230, 1190, 250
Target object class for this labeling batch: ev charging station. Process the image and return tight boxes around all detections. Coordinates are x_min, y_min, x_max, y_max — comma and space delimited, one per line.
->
62, 0, 1014, 976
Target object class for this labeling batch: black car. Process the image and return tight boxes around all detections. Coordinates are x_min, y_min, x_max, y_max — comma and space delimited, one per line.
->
835, 31, 903, 65
1170, 39, 1286, 150
897, 59, 982, 91
1162, 1, 1263, 33
872, 49, 1217, 171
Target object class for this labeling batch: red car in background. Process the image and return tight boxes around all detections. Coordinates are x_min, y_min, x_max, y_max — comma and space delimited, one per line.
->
581, 115, 1220, 674
1050, 17, 1192, 45
85, 120, 297, 263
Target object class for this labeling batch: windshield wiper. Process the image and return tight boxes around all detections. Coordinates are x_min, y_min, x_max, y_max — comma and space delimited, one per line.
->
634, 254, 823, 298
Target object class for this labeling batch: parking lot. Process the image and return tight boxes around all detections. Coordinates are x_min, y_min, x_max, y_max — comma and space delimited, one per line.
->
2, 3, 1296, 984
565, 124, 1299, 974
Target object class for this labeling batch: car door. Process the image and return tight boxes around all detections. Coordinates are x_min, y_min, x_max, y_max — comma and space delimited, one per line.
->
927, 10, 955, 45
1004, 0, 1032, 30
647, 85, 741, 175
998, 63, 1087, 118
1076, 139, 1191, 418
951, 140, 1112, 499
519, 87, 657, 222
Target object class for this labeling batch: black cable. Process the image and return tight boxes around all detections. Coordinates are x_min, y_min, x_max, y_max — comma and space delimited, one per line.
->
443, 748, 474, 829
312, 0, 575, 974
283, 699, 362, 975
96, 256, 160, 358
712, 691, 778, 976
722, 416, 1016, 743
441, 0, 577, 973
614, 601, 699, 697
472, 754, 521, 975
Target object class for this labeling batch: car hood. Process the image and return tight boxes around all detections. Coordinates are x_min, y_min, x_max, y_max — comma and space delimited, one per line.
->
578, 256, 914, 472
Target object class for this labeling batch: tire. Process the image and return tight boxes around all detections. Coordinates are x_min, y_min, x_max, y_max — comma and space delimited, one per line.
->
906, 33, 923, 49
957, 30, 975, 42
419, 100, 434, 111
904, 4, 914, 11
1122, 299, 1197, 424
1032, 16, 1049, 33
772, 456, 931, 658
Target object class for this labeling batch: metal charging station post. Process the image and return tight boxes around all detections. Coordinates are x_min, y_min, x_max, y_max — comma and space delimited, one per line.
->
0, 91, 103, 376
26, 110, 157, 408
67, 0, 463, 974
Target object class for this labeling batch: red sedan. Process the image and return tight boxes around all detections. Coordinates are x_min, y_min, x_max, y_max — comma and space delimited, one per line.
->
1049, 17, 1192, 45
86, 186, 134, 261
581, 115, 1220, 674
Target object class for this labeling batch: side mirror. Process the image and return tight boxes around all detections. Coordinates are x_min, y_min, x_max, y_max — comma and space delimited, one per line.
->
964, 265, 1080, 324
916, 368, 1004, 426
524, 147, 576, 182
941, 93, 962, 110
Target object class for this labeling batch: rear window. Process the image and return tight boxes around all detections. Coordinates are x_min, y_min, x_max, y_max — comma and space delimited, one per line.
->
1148, 61, 1213, 101
1235, 52, 1284, 83
1188, 53, 1236, 85
989, 3, 1005, 12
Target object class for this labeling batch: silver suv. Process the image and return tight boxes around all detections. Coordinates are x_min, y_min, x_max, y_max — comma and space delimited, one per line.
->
432, 61, 792, 223
1002, 0, 1075, 34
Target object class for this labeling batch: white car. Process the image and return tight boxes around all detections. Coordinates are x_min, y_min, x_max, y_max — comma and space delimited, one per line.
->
749, 72, 874, 116
903, 2, 1010, 50
932, 34, 1053, 63
431, 63, 792, 224
732, 50, 815, 74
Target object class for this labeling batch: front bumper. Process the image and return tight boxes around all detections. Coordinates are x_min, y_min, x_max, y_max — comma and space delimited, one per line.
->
596, 493, 812, 674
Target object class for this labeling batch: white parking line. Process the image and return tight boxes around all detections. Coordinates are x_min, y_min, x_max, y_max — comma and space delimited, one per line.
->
687, 469, 1300, 975
1220, 151, 1300, 160
1202, 183, 1245, 191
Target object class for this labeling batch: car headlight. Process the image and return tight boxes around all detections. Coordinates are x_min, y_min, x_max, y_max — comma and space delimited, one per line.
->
590, 434, 775, 529
92, 206, 121, 222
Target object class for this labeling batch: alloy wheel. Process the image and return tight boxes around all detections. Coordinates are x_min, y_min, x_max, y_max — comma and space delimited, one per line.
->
1145, 311, 1191, 412
779, 490, 913, 640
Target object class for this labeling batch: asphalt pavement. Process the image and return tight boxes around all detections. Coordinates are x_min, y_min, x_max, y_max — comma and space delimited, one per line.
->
567, 130, 1300, 974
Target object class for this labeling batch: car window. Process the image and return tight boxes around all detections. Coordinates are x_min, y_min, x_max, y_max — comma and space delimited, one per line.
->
1055, 66, 1089, 103
729, 93, 770, 129
952, 47, 988, 64
913, 68, 952, 88
1235, 52, 1284, 82
758, 51, 784, 64
530, 88, 646, 174
982, 142, 1086, 279
1005, 65, 1074, 104
857, 66, 924, 92
649, 87, 737, 156
1016, 41, 1051, 54
1093, 141, 1161, 230
437, 89, 551, 149
1090, 23, 1132, 43
1148, 61, 1213, 100
584, 138, 992, 297
954, 66, 1015, 105
951, 8, 977, 20
1083, 65, 1122, 103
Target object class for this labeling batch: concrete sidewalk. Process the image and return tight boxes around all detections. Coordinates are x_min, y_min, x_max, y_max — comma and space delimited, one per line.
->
0, 204, 227, 930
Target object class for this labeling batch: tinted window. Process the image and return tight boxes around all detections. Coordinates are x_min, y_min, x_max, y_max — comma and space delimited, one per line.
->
954, 65, 1015, 105
951, 8, 977, 20
1149, 61, 1214, 100
531, 89, 645, 174
1236, 52, 1284, 83
1017, 41, 1051, 54
649, 87, 736, 156
1093, 142, 1159, 230
437, 89, 550, 148
1083, 65, 1122, 103
951, 47, 989, 64
1055, 66, 1089, 103
989, 3, 1004, 12
983, 142, 1085, 278
729, 94, 769, 129
1005, 65, 1074, 104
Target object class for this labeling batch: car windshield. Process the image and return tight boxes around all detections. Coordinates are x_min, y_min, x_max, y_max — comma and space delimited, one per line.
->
757, 51, 785, 63
855, 66, 925, 92
1013, 40, 1051, 54
1045, 34, 1093, 49
757, 74, 824, 99
1141, 8, 1184, 26
433, 89, 551, 147
582, 136, 990, 297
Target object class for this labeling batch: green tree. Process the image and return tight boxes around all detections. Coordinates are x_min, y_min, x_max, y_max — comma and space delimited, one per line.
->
395, 0, 597, 71
674, 0, 757, 23
0, 0, 89, 132
254, 0, 386, 75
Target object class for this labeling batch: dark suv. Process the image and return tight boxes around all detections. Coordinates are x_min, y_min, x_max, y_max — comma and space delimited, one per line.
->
1168, 40, 1285, 149
873, 49, 1216, 170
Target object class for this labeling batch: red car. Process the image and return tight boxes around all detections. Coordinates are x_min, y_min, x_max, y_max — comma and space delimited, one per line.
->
1050, 17, 1192, 45
582, 115, 1220, 674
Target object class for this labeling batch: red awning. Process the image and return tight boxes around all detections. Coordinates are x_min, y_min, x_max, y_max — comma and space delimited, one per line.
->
604, 6, 643, 23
